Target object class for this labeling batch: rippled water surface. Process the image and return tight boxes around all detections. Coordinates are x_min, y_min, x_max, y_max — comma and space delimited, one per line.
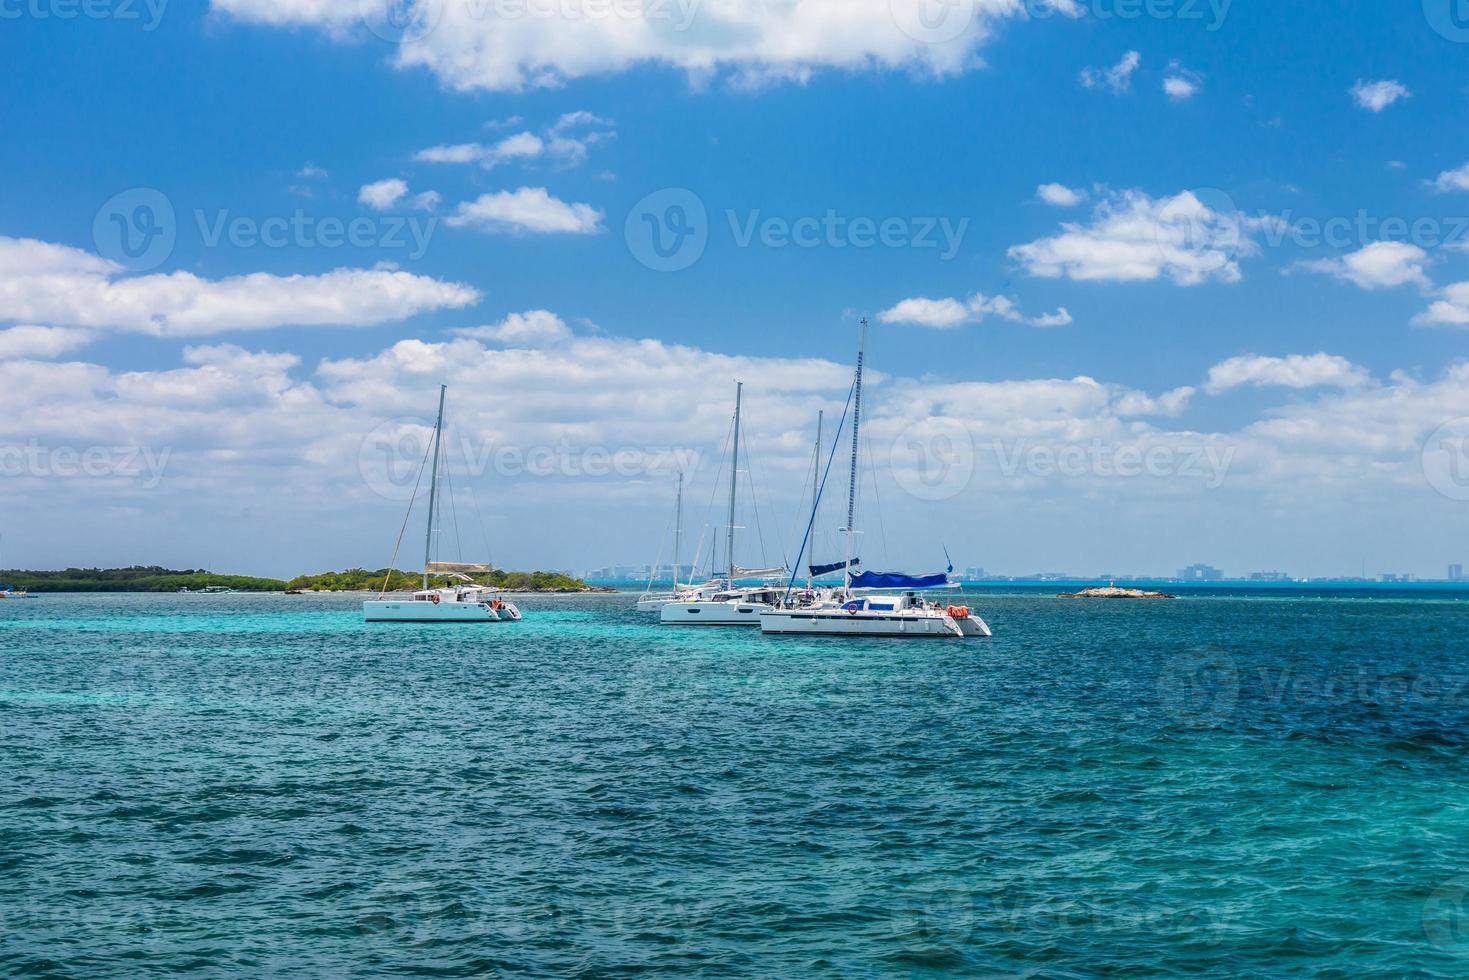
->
5, 590, 1469, 976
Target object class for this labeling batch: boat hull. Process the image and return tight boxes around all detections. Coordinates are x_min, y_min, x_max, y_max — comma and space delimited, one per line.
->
659, 601, 773, 626
760, 608, 990, 637
363, 600, 520, 623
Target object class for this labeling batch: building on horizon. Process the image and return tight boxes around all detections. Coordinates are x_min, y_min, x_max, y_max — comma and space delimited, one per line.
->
1451, 564, 1464, 582
962, 566, 986, 581
1379, 573, 1417, 583
1249, 571, 1291, 582
1178, 563, 1225, 582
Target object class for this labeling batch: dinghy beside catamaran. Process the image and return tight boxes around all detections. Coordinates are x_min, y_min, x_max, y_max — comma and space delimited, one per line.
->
760, 319, 992, 639
363, 386, 522, 624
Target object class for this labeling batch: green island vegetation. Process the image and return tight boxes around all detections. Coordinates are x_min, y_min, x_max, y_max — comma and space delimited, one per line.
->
1, 567, 288, 593
0, 566, 597, 593
285, 569, 595, 593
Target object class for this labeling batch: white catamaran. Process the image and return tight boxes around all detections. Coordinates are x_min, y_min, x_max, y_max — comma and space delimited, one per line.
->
363, 386, 522, 624
761, 320, 992, 639
660, 382, 787, 626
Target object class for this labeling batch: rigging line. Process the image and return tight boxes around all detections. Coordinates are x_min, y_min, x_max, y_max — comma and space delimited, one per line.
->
462, 474, 495, 571
692, 413, 734, 575
782, 433, 821, 568
378, 431, 436, 598
864, 429, 889, 565
783, 380, 857, 603
441, 436, 465, 563
740, 420, 774, 571
704, 409, 737, 574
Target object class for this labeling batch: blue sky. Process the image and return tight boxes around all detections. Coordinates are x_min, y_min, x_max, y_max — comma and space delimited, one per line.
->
3, 0, 1469, 579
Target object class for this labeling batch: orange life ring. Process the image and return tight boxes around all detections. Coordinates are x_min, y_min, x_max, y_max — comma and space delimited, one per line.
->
431, 594, 441, 605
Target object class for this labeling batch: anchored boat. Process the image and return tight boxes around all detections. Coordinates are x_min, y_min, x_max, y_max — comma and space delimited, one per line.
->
760, 319, 992, 639
362, 385, 522, 624
659, 382, 787, 626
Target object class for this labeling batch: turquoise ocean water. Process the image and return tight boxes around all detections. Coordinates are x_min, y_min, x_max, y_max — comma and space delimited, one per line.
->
4, 589, 1469, 976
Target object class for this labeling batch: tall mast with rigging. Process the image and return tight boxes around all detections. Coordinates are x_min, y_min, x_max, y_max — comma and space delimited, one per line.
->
807, 410, 823, 589
422, 384, 447, 591
843, 320, 867, 589
673, 471, 684, 588
725, 381, 743, 584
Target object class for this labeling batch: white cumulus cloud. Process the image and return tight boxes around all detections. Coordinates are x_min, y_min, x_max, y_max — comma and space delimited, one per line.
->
446, 188, 603, 235
1298, 241, 1431, 290
451, 310, 574, 345
1009, 189, 1266, 286
1351, 79, 1411, 113
210, 0, 1037, 93
1415, 282, 1469, 326
1434, 161, 1469, 193
1205, 353, 1372, 395
1080, 51, 1140, 93
880, 293, 1071, 329
0, 236, 478, 337
1036, 183, 1085, 207
358, 179, 439, 211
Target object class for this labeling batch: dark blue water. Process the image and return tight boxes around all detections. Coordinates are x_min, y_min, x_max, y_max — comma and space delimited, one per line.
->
4, 591, 1469, 976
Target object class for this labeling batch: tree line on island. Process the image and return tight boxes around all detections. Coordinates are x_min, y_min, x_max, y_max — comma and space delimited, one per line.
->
0, 566, 597, 593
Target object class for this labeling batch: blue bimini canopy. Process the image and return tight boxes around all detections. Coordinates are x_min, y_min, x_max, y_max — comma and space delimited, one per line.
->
848, 571, 951, 591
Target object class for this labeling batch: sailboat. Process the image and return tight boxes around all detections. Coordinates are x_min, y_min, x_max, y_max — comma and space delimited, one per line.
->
362, 385, 523, 624
660, 382, 787, 626
635, 472, 724, 612
760, 320, 992, 638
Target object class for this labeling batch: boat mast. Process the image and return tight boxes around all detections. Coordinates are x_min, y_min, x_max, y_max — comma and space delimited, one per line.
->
844, 320, 867, 590
673, 471, 684, 588
807, 411, 822, 589
422, 384, 447, 591
726, 381, 743, 585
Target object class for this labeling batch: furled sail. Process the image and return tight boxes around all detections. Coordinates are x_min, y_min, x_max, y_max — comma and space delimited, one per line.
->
809, 559, 859, 578
425, 562, 493, 574
848, 570, 951, 591
731, 565, 788, 579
